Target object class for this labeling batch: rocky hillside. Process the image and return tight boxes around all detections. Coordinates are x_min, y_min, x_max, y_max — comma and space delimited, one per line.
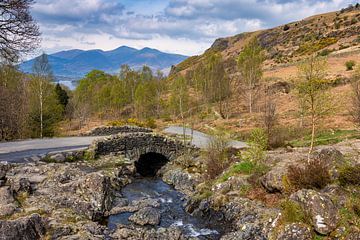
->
171, 4, 360, 77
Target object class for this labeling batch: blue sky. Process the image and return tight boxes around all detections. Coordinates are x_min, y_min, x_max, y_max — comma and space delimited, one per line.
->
31, 0, 358, 56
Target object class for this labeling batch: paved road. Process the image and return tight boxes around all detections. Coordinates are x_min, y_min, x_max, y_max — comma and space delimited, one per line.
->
163, 126, 248, 149
0, 137, 101, 163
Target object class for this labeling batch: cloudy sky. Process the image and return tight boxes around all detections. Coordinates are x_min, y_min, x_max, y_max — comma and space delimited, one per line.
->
31, 0, 358, 56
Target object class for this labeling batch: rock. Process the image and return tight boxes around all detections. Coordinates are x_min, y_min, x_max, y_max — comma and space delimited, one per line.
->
315, 147, 344, 166
162, 168, 196, 195
0, 187, 17, 217
0, 214, 46, 240
49, 153, 66, 163
111, 225, 187, 240
10, 177, 32, 194
129, 207, 161, 226
0, 163, 10, 180
290, 189, 339, 235
261, 165, 287, 193
82, 125, 152, 136
277, 223, 313, 240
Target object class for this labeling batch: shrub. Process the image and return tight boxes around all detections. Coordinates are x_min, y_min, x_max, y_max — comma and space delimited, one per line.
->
338, 164, 360, 186
346, 60, 356, 71
283, 25, 290, 31
204, 130, 230, 179
318, 49, 332, 56
145, 118, 157, 129
242, 128, 268, 164
287, 159, 331, 191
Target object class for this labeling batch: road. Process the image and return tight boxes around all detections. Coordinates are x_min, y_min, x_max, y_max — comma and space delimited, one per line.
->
0, 137, 100, 163
0, 126, 247, 163
163, 126, 248, 149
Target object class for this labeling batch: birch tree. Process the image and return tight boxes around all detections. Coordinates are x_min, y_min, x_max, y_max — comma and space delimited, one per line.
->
295, 56, 332, 157
237, 38, 265, 113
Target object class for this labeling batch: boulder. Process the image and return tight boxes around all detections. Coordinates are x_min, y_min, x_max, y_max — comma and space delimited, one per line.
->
0, 214, 46, 240
290, 189, 339, 234
162, 168, 196, 195
277, 223, 313, 240
129, 207, 161, 226
111, 225, 186, 240
0, 186, 17, 217
261, 166, 287, 193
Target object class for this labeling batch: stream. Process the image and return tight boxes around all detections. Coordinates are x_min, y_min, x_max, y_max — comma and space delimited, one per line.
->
108, 178, 222, 239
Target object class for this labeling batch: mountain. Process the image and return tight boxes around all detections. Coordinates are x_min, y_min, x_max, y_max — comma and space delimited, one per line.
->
170, 4, 360, 78
20, 46, 188, 79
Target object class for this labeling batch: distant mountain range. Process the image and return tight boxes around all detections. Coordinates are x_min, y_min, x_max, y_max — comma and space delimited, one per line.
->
20, 46, 188, 80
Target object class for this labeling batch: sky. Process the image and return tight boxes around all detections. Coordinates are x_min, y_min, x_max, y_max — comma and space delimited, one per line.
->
31, 0, 358, 56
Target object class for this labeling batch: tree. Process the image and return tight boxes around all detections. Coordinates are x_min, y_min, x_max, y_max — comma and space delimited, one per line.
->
350, 65, 360, 126
169, 76, 189, 142
0, 65, 27, 140
262, 89, 277, 145
295, 56, 332, 156
0, 0, 40, 62
31, 53, 56, 138
134, 81, 157, 119
55, 83, 69, 112
237, 38, 265, 113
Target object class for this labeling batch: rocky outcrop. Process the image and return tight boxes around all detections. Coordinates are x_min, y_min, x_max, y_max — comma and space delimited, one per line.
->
290, 189, 339, 235
0, 187, 17, 218
129, 207, 161, 226
0, 214, 46, 240
82, 125, 152, 136
162, 168, 197, 195
111, 225, 187, 240
277, 223, 313, 240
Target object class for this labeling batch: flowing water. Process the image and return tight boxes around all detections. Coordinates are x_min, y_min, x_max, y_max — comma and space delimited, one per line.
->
108, 178, 222, 239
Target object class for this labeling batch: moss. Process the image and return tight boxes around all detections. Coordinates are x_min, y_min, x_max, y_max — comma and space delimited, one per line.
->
281, 200, 307, 224
83, 150, 96, 161
338, 165, 360, 186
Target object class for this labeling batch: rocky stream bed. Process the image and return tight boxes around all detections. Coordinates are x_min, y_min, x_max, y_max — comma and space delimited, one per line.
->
0, 134, 359, 239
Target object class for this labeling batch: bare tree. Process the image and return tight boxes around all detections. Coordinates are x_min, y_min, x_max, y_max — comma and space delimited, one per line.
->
262, 89, 277, 142
0, 0, 40, 62
237, 38, 265, 113
31, 53, 53, 138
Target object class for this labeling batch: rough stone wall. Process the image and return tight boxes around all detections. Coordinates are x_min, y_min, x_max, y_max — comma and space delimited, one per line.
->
89, 133, 191, 161
82, 125, 152, 136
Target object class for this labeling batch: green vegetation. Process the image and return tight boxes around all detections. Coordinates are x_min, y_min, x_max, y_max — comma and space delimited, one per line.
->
338, 164, 360, 186
281, 200, 307, 223
345, 60, 356, 71
295, 56, 333, 155
290, 129, 360, 147
297, 37, 338, 55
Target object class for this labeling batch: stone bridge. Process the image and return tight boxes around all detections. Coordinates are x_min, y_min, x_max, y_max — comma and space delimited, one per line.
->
89, 132, 192, 176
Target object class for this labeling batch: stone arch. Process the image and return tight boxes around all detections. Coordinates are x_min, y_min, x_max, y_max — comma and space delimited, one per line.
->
135, 152, 169, 177
89, 132, 192, 163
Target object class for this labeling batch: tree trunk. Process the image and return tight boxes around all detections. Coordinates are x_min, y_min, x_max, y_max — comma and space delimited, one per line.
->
308, 111, 315, 161
39, 80, 43, 139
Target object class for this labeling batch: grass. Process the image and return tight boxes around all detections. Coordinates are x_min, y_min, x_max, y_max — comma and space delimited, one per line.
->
289, 129, 360, 147
217, 160, 269, 183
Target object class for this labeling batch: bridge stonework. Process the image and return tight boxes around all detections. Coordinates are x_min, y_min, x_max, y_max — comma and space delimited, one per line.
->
89, 132, 190, 162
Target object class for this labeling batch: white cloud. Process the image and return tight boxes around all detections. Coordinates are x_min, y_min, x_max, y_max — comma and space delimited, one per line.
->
31, 0, 358, 56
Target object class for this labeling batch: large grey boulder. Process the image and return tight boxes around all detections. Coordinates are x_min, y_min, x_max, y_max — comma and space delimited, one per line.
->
0, 214, 46, 240
129, 207, 161, 226
290, 189, 339, 235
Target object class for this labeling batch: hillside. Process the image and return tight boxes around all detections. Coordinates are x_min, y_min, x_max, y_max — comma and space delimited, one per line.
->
20, 46, 188, 79
171, 5, 360, 79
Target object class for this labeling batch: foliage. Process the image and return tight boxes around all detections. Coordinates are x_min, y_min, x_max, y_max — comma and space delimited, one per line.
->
237, 37, 265, 113
295, 55, 332, 154
296, 37, 337, 55
345, 60, 356, 71
55, 83, 69, 111
338, 164, 360, 186
287, 159, 331, 191
281, 200, 307, 223
0, 65, 27, 140
241, 128, 268, 164
204, 130, 230, 180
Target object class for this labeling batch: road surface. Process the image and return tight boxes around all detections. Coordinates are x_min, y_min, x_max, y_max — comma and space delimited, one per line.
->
163, 126, 248, 149
0, 126, 247, 163
0, 137, 100, 163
